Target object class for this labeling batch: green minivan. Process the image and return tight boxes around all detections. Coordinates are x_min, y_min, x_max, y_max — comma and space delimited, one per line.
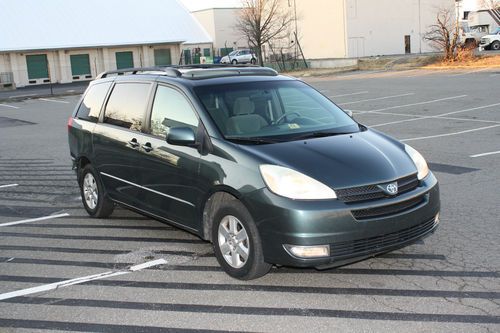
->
68, 66, 440, 279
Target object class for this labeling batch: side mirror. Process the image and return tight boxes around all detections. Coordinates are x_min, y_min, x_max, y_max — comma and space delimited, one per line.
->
344, 109, 354, 118
166, 127, 196, 146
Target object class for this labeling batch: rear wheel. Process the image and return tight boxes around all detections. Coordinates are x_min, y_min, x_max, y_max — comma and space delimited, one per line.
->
492, 41, 500, 51
250, 58, 257, 65
211, 199, 271, 280
79, 164, 114, 218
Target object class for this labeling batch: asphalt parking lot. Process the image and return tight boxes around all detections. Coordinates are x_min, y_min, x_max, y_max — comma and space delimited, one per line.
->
0, 68, 499, 332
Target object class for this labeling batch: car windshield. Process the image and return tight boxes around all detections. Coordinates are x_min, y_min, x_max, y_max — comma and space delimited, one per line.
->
228, 50, 238, 56
195, 80, 360, 143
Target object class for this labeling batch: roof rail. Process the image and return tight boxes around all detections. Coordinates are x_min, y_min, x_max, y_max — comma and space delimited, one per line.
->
96, 67, 181, 79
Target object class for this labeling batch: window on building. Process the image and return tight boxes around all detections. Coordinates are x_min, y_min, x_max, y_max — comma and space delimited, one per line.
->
76, 82, 112, 122
104, 83, 151, 131
149, 85, 199, 137
26, 54, 48, 79
220, 48, 233, 56
154, 49, 172, 66
115, 51, 134, 69
203, 48, 211, 57
70, 54, 91, 76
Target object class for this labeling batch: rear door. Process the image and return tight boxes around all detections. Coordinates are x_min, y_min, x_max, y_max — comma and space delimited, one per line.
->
92, 81, 153, 206
136, 84, 203, 231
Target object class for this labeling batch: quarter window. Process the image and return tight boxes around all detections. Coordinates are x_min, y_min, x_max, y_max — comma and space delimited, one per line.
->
76, 82, 112, 122
104, 83, 150, 131
150, 85, 199, 137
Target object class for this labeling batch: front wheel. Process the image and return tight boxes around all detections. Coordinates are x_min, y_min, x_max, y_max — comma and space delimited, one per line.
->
231, 59, 238, 64
491, 41, 500, 51
212, 199, 271, 280
79, 164, 114, 218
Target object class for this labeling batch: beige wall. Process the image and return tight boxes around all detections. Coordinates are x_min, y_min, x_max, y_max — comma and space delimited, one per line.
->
295, 0, 348, 59
345, 0, 455, 57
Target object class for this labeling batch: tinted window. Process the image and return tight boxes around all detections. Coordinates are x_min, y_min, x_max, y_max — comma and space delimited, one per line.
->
150, 85, 199, 137
104, 83, 150, 131
76, 82, 111, 122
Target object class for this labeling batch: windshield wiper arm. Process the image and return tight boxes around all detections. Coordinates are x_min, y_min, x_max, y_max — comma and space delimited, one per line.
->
226, 136, 278, 144
294, 131, 352, 140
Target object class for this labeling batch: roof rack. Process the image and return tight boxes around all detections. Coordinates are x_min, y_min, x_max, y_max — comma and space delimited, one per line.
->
96, 67, 181, 79
96, 64, 278, 80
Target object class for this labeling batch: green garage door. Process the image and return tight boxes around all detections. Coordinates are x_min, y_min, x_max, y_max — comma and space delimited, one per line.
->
154, 49, 172, 66
70, 54, 91, 76
26, 54, 48, 79
115, 51, 134, 69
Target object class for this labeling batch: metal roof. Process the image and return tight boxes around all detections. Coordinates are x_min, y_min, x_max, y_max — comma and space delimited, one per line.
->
0, 0, 212, 52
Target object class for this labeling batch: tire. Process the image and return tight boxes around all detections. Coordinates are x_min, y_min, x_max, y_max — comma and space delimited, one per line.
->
250, 58, 257, 65
79, 164, 114, 218
491, 41, 500, 51
231, 59, 238, 64
211, 199, 271, 280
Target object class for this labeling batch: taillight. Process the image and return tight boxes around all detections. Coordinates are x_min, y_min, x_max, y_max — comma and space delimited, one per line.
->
67, 117, 74, 131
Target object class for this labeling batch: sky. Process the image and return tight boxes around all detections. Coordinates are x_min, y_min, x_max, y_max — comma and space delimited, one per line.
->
179, 0, 243, 11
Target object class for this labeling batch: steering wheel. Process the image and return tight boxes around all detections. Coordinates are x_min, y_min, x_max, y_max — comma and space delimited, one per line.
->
273, 112, 301, 125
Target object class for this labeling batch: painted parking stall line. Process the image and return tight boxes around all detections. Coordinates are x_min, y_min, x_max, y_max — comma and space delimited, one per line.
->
0, 104, 19, 109
401, 124, 500, 142
329, 91, 369, 98
38, 98, 70, 104
470, 151, 500, 158
0, 259, 167, 301
0, 184, 18, 189
356, 95, 468, 113
338, 93, 414, 106
0, 213, 69, 227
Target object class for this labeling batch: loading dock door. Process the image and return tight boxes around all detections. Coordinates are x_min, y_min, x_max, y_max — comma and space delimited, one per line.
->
26, 54, 48, 79
154, 49, 172, 66
115, 51, 134, 69
70, 54, 91, 76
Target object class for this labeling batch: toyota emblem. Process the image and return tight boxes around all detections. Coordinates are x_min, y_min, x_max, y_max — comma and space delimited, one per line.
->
386, 183, 398, 195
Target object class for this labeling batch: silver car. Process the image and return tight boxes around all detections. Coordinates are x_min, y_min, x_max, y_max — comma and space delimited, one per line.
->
220, 49, 257, 64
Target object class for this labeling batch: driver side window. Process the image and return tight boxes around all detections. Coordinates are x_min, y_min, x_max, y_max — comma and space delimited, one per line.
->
149, 85, 199, 137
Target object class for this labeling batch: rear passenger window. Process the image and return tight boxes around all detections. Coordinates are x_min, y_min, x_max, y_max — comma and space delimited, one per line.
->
76, 82, 111, 122
149, 85, 199, 137
104, 83, 150, 131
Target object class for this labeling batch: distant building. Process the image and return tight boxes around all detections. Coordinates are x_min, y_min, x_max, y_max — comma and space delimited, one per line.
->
0, 0, 212, 89
191, 0, 456, 68
192, 8, 250, 57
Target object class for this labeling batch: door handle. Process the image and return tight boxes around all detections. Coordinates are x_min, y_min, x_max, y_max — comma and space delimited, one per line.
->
128, 138, 139, 148
142, 142, 153, 152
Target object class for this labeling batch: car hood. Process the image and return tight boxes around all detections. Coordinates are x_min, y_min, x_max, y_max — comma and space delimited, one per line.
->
240, 129, 418, 189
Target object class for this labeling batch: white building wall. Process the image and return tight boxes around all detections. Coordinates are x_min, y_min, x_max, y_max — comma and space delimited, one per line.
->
345, 0, 455, 57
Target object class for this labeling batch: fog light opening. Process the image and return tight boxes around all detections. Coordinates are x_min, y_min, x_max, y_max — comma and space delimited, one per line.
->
284, 244, 330, 258
435, 212, 440, 224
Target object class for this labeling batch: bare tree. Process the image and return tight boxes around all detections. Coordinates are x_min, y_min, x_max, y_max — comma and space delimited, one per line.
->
480, 0, 500, 10
236, 0, 293, 66
423, 8, 461, 61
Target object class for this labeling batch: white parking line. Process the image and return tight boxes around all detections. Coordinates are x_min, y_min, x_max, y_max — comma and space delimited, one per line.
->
329, 91, 369, 98
0, 103, 19, 109
39, 98, 70, 104
470, 151, 500, 158
0, 213, 69, 227
9, 94, 36, 98
0, 184, 18, 189
0, 259, 167, 301
401, 124, 500, 142
447, 68, 490, 77
338, 93, 414, 106
370, 103, 500, 127
356, 95, 468, 113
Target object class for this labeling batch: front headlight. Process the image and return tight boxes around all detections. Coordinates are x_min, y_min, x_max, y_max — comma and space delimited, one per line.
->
404, 145, 429, 180
259, 165, 337, 200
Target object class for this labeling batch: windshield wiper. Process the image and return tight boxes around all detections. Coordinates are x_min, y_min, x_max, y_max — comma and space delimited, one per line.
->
226, 136, 278, 144
293, 131, 353, 141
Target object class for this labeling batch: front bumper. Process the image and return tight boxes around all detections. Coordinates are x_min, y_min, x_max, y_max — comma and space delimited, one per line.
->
243, 172, 440, 268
